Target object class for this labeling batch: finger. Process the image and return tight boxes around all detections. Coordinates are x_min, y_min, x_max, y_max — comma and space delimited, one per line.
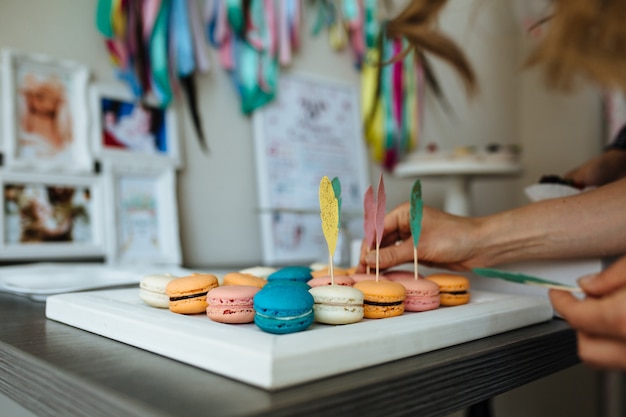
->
379, 203, 412, 247
365, 239, 414, 270
579, 255, 626, 297
576, 332, 626, 370
550, 289, 626, 340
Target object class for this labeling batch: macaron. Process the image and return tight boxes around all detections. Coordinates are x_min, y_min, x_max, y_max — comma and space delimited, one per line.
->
238, 266, 277, 279
353, 280, 406, 319
139, 273, 178, 308
395, 278, 440, 312
309, 285, 364, 324
311, 266, 350, 278
350, 273, 388, 283
253, 283, 314, 334
344, 266, 358, 275
262, 280, 311, 291
307, 275, 355, 288
166, 273, 219, 314
206, 285, 260, 324
222, 272, 267, 289
426, 273, 471, 306
383, 270, 424, 281
266, 265, 312, 284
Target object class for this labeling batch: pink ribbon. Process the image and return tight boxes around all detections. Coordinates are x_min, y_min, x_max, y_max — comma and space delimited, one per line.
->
188, 0, 211, 73
142, 0, 161, 41
278, 0, 291, 65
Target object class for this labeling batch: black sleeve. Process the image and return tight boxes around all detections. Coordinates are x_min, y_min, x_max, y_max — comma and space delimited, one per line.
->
606, 124, 626, 151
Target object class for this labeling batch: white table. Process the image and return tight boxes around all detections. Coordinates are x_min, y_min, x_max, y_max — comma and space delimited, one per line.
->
394, 155, 523, 216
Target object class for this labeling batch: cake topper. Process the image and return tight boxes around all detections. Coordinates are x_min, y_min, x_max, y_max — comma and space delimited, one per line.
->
331, 177, 342, 227
374, 173, 386, 282
472, 267, 582, 293
363, 185, 376, 275
409, 179, 423, 280
319, 176, 340, 285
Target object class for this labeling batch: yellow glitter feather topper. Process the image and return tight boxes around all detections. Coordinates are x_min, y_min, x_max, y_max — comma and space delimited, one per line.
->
319, 176, 339, 258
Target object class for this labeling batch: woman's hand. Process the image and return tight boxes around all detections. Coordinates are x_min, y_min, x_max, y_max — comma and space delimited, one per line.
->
564, 149, 626, 187
358, 203, 485, 272
550, 255, 626, 370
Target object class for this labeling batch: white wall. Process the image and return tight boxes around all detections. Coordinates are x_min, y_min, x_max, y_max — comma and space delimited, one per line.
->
0, 1, 602, 267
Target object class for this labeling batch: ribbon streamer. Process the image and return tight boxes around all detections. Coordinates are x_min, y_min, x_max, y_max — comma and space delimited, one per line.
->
95, 0, 209, 152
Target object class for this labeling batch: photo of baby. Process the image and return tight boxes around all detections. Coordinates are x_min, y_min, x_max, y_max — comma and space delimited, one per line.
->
4, 183, 91, 244
100, 98, 167, 154
16, 70, 74, 163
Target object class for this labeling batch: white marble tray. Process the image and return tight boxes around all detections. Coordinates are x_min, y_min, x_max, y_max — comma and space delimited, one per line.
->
46, 288, 553, 390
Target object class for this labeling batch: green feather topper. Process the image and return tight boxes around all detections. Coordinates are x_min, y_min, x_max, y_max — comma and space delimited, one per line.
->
331, 177, 342, 227
472, 268, 582, 292
409, 179, 423, 248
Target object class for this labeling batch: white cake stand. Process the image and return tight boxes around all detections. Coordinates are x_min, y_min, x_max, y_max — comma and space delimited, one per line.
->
394, 155, 523, 216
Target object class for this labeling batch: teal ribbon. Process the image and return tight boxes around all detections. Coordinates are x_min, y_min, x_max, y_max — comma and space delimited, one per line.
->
364, 0, 378, 49
171, 0, 195, 77
342, 0, 358, 23
150, 0, 173, 106
227, 0, 245, 35
235, 0, 278, 114
311, 0, 327, 36
381, 34, 397, 168
96, 0, 114, 38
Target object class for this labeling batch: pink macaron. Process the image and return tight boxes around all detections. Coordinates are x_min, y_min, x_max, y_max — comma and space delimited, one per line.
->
206, 285, 260, 324
308, 275, 355, 288
395, 278, 440, 312
383, 270, 424, 281
350, 273, 388, 283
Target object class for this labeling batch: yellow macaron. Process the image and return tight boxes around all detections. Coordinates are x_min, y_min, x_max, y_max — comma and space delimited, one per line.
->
166, 273, 219, 314
353, 280, 406, 319
426, 273, 470, 306
222, 272, 267, 289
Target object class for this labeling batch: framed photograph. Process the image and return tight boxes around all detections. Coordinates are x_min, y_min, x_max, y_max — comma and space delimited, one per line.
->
90, 83, 182, 168
103, 162, 181, 266
1, 49, 92, 172
0, 171, 105, 260
253, 73, 369, 265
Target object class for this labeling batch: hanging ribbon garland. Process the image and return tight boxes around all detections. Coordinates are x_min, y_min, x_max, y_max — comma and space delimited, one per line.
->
95, 0, 428, 169
205, 0, 301, 115
95, 0, 209, 151
311, 0, 424, 170
360, 24, 422, 170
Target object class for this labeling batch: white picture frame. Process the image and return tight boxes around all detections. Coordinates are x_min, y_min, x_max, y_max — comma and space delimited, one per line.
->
90, 82, 182, 168
1, 49, 92, 172
252, 72, 370, 266
0, 170, 105, 260
103, 161, 182, 266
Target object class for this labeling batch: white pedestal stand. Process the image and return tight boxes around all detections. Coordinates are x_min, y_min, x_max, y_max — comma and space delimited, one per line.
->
394, 156, 523, 216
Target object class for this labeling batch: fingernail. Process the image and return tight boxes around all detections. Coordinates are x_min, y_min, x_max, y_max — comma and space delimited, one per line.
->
578, 273, 597, 287
365, 252, 376, 264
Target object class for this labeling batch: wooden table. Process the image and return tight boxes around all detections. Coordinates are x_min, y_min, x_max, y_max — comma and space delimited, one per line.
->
0, 292, 578, 417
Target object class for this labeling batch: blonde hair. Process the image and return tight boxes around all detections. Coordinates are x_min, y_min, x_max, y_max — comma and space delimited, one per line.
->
387, 0, 626, 93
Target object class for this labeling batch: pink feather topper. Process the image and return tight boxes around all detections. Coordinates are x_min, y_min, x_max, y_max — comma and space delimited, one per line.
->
375, 174, 386, 248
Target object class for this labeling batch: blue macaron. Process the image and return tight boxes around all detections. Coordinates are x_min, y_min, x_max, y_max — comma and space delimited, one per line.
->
262, 280, 311, 291
253, 283, 314, 334
266, 266, 312, 284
